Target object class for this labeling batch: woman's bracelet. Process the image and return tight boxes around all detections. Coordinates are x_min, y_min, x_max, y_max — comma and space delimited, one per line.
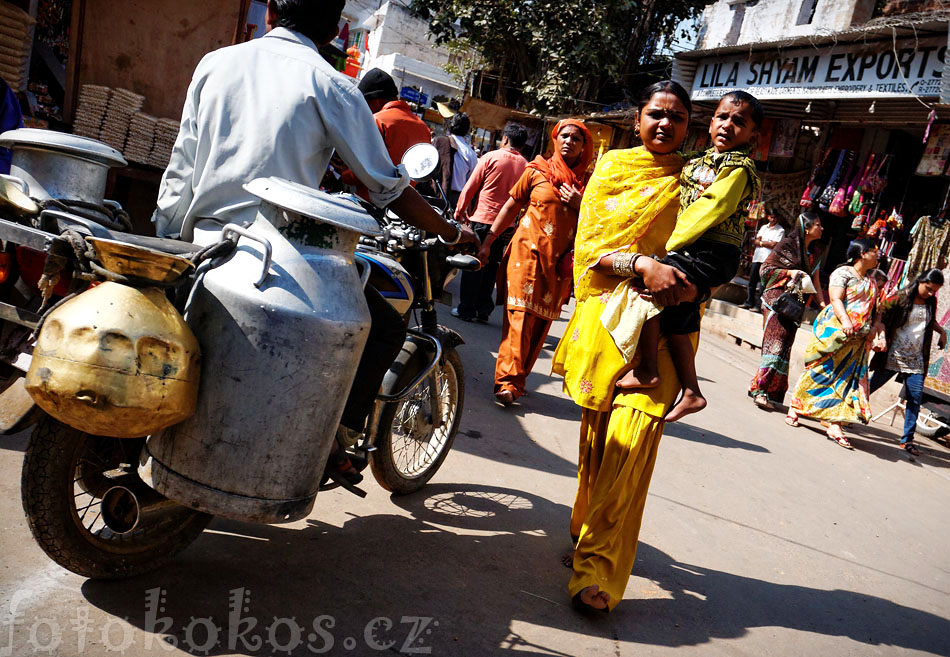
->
612, 252, 641, 277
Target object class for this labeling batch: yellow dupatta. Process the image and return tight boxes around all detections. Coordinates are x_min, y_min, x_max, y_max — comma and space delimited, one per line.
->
553, 147, 684, 411
573, 147, 684, 302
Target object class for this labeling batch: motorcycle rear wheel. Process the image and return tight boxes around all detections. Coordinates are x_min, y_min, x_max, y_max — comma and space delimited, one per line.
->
371, 347, 463, 494
21, 414, 212, 579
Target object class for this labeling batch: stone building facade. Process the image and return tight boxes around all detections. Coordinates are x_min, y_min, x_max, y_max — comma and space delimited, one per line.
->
698, 0, 877, 49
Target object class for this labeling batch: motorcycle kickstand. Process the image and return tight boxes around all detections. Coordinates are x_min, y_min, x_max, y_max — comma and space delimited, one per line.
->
327, 471, 368, 498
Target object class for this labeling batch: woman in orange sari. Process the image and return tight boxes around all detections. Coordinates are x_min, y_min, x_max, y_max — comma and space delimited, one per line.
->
477, 119, 594, 405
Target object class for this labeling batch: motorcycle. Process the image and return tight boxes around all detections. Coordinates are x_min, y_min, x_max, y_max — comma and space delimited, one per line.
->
0, 129, 478, 578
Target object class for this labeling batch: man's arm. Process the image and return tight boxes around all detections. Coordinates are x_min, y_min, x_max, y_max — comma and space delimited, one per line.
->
389, 186, 477, 244
665, 167, 751, 253
317, 81, 474, 244
152, 73, 201, 237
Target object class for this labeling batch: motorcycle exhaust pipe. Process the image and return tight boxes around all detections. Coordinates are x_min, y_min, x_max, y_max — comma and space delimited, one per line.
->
100, 476, 181, 535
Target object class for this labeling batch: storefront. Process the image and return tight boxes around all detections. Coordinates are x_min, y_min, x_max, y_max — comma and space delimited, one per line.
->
674, 14, 950, 292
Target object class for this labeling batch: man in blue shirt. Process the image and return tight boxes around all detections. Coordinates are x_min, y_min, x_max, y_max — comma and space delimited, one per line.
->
0, 78, 23, 174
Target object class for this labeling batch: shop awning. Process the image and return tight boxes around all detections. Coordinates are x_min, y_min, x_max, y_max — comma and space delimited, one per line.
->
674, 10, 950, 105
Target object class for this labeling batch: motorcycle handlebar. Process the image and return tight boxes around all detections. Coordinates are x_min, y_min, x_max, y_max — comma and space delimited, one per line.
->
445, 253, 481, 271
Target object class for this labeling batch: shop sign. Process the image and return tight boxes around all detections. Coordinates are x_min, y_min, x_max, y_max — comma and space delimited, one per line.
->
691, 37, 947, 100
400, 86, 428, 106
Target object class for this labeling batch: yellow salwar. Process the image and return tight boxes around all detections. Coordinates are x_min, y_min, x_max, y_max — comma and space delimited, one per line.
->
554, 307, 693, 610
552, 146, 703, 611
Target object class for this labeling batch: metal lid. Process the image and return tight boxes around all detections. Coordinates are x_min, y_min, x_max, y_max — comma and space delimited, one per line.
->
244, 177, 381, 237
0, 128, 127, 168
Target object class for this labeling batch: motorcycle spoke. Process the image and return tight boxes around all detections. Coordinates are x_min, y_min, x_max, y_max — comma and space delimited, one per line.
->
78, 498, 100, 521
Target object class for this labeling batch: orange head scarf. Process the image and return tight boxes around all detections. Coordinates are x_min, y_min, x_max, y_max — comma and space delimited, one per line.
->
526, 119, 594, 196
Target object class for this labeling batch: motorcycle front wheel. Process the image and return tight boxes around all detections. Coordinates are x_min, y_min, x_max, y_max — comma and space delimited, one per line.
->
21, 415, 212, 579
371, 347, 463, 494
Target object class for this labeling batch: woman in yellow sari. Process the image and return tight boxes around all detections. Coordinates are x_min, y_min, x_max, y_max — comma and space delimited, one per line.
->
552, 80, 703, 613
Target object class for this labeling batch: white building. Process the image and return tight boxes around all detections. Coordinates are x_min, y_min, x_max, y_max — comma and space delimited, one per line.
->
341, 0, 463, 105
697, 0, 877, 49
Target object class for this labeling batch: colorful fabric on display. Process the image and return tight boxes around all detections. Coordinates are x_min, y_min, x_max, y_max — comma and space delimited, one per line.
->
667, 147, 760, 251
790, 266, 878, 424
525, 119, 594, 195
906, 216, 950, 279
572, 147, 683, 302
500, 168, 578, 320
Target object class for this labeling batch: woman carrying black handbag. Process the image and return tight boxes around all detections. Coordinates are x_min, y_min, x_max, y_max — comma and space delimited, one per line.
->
749, 212, 826, 409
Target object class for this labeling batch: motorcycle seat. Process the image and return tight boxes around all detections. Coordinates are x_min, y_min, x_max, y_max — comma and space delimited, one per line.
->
49, 211, 196, 256
98, 231, 197, 256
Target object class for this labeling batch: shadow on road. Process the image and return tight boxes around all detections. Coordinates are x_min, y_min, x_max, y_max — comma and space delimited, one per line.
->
621, 542, 950, 655
77, 483, 950, 656
791, 419, 950, 468
663, 421, 770, 453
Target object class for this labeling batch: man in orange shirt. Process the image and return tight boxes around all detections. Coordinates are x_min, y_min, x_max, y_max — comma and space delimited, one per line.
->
340, 69, 432, 199
451, 124, 529, 322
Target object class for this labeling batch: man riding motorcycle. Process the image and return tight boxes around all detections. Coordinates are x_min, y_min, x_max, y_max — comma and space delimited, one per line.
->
151, 0, 477, 483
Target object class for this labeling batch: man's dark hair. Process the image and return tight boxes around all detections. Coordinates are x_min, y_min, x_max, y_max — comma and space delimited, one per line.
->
449, 112, 470, 136
503, 123, 528, 149
721, 90, 764, 127
268, 0, 345, 45
358, 68, 398, 101
637, 80, 692, 117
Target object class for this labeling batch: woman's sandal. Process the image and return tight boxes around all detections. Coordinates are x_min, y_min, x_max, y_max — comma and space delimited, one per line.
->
826, 425, 854, 450
784, 413, 799, 427
753, 394, 773, 410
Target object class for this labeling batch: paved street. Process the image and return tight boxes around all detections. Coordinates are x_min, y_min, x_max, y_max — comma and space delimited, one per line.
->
2, 294, 949, 656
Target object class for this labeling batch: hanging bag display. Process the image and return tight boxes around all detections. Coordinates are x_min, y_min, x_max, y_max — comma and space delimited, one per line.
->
817, 150, 847, 209
865, 154, 889, 196
851, 210, 869, 232
800, 185, 815, 209
802, 149, 832, 206
846, 153, 873, 215
829, 154, 856, 216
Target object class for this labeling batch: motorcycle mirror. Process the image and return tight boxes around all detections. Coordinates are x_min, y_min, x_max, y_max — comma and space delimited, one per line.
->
401, 143, 439, 182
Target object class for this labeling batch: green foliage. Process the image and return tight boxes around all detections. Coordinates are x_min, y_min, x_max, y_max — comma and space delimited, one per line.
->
411, 0, 705, 114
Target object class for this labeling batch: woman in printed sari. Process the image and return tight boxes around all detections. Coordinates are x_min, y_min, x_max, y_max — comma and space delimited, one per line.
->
748, 212, 826, 409
551, 80, 703, 613
785, 238, 884, 449
478, 119, 594, 406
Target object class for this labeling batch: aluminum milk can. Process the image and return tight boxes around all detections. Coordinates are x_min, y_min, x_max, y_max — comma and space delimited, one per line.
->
0, 128, 127, 204
139, 178, 382, 523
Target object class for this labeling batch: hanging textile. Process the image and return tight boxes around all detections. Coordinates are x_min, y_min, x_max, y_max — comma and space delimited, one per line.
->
916, 125, 950, 176
906, 216, 950, 278
886, 258, 907, 294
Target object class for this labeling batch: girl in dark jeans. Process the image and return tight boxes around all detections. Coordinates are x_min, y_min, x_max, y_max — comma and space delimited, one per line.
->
869, 269, 947, 456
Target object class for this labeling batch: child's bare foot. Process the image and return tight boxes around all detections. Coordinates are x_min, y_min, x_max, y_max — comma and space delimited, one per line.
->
572, 585, 610, 613
560, 550, 574, 568
616, 367, 660, 389
665, 389, 707, 422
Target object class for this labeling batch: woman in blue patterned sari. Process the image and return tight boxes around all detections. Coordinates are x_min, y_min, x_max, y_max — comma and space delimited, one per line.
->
785, 239, 884, 449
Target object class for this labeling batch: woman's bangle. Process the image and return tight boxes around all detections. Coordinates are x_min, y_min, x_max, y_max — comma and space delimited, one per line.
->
612, 252, 640, 277
438, 219, 463, 246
